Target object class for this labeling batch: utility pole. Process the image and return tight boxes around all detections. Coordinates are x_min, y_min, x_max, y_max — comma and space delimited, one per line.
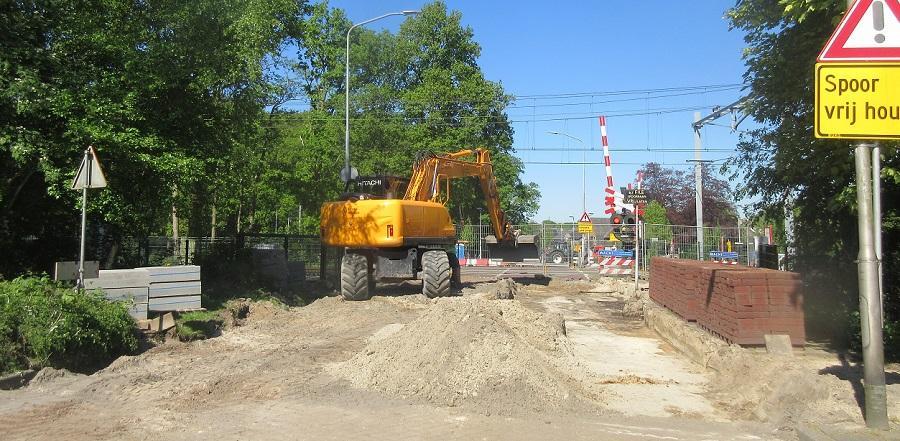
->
692, 112, 704, 260
690, 97, 750, 260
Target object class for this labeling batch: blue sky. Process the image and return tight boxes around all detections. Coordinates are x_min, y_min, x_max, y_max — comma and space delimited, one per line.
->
329, 1, 752, 221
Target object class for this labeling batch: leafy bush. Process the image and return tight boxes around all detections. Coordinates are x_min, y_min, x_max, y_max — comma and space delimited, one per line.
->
0, 276, 138, 374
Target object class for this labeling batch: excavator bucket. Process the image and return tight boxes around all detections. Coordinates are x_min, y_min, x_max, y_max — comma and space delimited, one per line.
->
484, 234, 541, 263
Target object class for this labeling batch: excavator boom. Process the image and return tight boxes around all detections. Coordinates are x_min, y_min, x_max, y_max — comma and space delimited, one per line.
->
404, 149, 512, 243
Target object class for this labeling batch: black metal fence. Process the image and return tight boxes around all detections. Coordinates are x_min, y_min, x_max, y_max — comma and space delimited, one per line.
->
96, 234, 323, 281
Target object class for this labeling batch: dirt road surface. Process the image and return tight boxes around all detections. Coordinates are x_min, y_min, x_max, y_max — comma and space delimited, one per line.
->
0, 278, 816, 440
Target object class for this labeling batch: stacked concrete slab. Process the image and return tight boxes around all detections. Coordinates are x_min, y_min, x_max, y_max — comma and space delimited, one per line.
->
145, 266, 202, 312
85, 269, 150, 320
85, 265, 201, 320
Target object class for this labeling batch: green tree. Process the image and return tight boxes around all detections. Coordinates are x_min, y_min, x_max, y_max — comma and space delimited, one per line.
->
267, 1, 540, 231
727, 0, 900, 354
642, 200, 673, 241
1, 0, 310, 272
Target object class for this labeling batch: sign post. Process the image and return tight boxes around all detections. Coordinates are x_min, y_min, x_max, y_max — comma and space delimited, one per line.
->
71, 146, 107, 291
815, 0, 893, 429
577, 212, 593, 267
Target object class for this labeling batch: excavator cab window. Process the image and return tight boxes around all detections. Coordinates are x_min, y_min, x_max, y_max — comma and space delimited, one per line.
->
342, 176, 409, 201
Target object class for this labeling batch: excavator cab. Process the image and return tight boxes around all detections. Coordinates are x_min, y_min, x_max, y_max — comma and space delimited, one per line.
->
341, 176, 409, 200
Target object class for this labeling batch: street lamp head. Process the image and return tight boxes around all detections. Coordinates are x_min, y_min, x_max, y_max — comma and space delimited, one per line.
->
402, 10, 420, 15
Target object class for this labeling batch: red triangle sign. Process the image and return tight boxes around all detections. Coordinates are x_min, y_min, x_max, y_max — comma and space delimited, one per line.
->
819, 0, 900, 61
578, 212, 591, 223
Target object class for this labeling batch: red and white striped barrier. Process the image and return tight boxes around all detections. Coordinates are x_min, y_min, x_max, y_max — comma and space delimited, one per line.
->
598, 257, 633, 267
598, 257, 633, 276
599, 116, 617, 215
458, 258, 502, 267
599, 267, 633, 275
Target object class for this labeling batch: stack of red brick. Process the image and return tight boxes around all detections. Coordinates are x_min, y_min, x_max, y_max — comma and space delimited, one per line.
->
649, 257, 805, 346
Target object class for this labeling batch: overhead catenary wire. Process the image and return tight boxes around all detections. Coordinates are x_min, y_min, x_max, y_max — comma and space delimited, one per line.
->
274, 82, 744, 106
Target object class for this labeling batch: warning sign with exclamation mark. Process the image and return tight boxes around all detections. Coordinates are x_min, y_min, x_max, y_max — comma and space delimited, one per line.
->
819, 0, 900, 61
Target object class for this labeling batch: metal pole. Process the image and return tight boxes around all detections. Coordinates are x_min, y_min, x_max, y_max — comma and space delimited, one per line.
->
344, 11, 417, 182
872, 145, 883, 322
344, 26, 351, 180
854, 144, 888, 429
693, 112, 704, 260
634, 218, 640, 290
77, 148, 89, 291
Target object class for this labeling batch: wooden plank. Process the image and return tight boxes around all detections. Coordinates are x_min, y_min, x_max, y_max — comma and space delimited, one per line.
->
141, 266, 201, 283
102, 287, 149, 303
148, 281, 201, 298
149, 295, 201, 311
84, 269, 150, 289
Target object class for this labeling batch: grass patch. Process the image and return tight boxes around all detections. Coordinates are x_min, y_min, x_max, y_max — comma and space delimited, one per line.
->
175, 310, 223, 341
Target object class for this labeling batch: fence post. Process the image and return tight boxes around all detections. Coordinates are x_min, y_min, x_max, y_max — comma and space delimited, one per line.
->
319, 244, 326, 281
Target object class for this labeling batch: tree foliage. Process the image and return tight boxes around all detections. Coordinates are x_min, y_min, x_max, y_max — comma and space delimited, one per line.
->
727, 0, 899, 352
640, 162, 737, 226
0, 0, 539, 275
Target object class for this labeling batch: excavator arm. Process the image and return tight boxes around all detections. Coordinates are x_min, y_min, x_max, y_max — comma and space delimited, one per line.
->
404, 149, 512, 242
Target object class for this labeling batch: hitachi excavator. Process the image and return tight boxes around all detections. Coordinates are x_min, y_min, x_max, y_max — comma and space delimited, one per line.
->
320, 149, 537, 300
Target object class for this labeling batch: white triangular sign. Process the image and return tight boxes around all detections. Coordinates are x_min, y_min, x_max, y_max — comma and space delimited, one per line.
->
819, 0, 900, 61
71, 146, 107, 189
578, 211, 591, 223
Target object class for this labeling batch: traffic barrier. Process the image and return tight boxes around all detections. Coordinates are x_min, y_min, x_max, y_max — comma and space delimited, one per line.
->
458, 258, 503, 267
597, 249, 634, 276
710, 251, 740, 265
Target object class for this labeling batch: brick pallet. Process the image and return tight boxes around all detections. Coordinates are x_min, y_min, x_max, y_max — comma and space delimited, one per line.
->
649, 257, 804, 346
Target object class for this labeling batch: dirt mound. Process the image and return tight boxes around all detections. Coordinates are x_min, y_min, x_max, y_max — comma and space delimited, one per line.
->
26, 367, 81, 389
328, 296, 605, 415
710, 357, 872, 427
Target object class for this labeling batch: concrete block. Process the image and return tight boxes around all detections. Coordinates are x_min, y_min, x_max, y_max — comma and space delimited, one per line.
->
142, 265, 201, 283
148, 281, 202, 298
84, 269, 150, 289
764, 334, 794, 355
149, 295, 201, 311
102, 287, 149, 303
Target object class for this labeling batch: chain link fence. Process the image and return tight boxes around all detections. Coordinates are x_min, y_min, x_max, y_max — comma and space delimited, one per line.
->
455, 222, 766, 270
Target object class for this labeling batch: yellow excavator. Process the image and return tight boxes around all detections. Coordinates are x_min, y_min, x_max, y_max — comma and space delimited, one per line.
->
320, 149, 537, 300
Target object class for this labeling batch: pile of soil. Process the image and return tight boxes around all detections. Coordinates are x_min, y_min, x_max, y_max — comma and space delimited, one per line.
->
328, 295, 605, 415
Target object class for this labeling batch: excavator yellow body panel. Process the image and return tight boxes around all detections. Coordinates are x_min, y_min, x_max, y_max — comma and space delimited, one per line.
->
320, 199, 456, 248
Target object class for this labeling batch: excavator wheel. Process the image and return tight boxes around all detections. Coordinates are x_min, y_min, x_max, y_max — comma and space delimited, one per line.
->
422, 250, 451, 298
341, 253, 371, 301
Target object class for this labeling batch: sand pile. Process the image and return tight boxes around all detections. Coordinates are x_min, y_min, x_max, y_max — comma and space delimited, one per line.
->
328, 295, 605, 414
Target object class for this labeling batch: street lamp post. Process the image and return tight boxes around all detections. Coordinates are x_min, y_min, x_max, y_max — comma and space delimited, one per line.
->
568, 215, 576, 267
344, 10, 419, 181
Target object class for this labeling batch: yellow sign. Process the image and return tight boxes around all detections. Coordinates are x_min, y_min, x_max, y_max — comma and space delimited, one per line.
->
577, 222, 593, 234
815, 63, 900, 139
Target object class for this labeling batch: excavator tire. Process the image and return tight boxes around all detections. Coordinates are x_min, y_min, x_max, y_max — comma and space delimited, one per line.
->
422, 250, 451, 298
341, 253, 371, 301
